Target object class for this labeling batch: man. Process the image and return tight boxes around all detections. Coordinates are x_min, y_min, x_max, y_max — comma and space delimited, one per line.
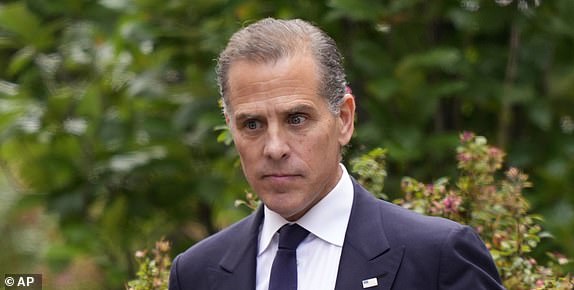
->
169, 18, 504, 290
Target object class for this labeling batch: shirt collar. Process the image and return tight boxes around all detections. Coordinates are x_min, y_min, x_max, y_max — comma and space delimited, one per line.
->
258, 164, 354, 255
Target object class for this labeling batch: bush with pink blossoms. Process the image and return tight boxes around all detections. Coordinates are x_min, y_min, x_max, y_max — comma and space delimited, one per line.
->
386, 132, 572, 289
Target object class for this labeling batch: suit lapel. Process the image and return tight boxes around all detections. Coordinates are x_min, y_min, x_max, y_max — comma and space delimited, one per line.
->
205, 180, 404, 290
207, 207, 264, 290
335, 181, 404, 290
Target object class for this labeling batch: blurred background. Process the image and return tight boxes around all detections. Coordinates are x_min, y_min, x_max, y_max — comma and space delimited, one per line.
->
0, 0, 573, 289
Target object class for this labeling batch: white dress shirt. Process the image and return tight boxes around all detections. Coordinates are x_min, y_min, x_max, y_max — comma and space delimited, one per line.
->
256, 164, 354, 290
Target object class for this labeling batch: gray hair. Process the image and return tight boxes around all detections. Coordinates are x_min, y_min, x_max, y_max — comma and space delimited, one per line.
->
216, 18, 347, 114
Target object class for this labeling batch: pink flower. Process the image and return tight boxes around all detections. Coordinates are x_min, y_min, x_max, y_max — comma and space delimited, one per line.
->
425, 184, 434, 195
554, 252, 569, 265
443, 194, 462, 213
460, 131, 475, 142
135, 250, 146, 258
429, 201, 443, 215
475, 225, 484, 234
488, 147, 501, 156
457, 152, 472, 163
506, 167, 520, 179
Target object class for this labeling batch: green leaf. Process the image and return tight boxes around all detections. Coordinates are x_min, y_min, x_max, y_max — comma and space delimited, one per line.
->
527, 100, 552, 131
327, 0, 385, 21
396, 47, 462, 77
0, 3, 53, 48
8, 46, 36, 76
501, 85, 535, 105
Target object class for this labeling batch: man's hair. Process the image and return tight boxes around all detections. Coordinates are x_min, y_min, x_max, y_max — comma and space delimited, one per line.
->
216, 18, 347, 114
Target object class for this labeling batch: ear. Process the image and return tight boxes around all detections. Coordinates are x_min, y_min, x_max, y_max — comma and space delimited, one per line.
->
337, 94, 355, 146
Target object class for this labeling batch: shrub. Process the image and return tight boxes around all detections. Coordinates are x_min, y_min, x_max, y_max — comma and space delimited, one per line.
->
390, 132, 572, 289
126, 238, 171, 290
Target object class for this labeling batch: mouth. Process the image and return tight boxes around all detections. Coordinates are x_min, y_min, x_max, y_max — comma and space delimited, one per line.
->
259, 173, 304, 193
261, 172, 303, 183
261, 173, 303, 181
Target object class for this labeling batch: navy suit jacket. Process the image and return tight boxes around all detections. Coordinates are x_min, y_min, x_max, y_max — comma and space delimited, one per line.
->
169, 181, 504, 289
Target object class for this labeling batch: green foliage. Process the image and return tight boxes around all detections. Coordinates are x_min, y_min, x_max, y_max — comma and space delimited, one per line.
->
392, 133, 573, 289
350, 148, 388, 199
126, 238, 171, 290
234, 190, 261, 211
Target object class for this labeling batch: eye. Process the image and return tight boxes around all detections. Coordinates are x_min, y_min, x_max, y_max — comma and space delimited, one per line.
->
244, 119, 261, 130
288, 114, 307, 126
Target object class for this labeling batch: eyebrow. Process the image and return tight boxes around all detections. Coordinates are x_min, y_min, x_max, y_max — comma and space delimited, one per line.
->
285, 104, 316, 115
233, 111, 254, 121
233, 103, 318, 123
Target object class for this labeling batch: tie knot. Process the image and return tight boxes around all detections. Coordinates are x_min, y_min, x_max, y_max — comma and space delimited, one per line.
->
278, 224, 309, 250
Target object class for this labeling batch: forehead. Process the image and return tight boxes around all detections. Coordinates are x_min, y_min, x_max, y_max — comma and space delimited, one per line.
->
226, 54, 324, 112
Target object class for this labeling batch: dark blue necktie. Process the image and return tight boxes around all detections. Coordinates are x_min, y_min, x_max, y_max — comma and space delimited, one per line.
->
269, 223, 310, 290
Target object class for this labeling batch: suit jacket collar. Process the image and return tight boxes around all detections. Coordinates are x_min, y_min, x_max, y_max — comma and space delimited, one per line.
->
209, 179, 403, 290
334, 180, 404, 290
208, 206, 263, 290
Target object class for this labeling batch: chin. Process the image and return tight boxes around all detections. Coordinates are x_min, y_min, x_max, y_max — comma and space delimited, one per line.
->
265, 198, 302, 216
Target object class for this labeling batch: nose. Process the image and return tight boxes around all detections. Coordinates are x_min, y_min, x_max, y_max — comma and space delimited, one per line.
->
263, 125, 290, 160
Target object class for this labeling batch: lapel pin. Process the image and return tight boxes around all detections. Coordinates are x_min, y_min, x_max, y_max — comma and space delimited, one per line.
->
362, 277, 378, 288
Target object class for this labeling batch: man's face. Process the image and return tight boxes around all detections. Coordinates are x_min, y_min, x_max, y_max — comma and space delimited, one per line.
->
225, 53, 355, 221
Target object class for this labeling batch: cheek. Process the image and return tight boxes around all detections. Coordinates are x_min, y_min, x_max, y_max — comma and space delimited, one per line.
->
234, 140, 260, 169
295, 131, 338, 162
